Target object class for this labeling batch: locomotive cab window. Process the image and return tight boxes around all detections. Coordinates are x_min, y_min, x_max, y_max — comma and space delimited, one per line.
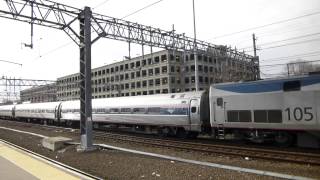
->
227, 110, 251, 122
191, 107, 197, 113
283, 80, 300, 91
254, 110, 282, 123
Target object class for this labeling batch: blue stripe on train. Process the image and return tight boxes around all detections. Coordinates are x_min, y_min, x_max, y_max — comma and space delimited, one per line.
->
214, 75, 320, 93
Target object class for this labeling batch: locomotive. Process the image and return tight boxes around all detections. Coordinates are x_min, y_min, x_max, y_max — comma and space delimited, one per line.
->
0, 74, 319, 147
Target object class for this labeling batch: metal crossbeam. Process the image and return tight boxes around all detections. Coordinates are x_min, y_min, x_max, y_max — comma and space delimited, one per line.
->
0, 77, 56, 87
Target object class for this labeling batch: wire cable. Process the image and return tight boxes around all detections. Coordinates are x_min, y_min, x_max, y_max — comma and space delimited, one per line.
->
208, 11, 320, 40
121, 0, 164, 19
93, 0, 111, 9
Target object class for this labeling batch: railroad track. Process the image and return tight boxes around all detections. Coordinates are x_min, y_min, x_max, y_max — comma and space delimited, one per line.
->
1, 119, 320, 166
93, 131, 320, 166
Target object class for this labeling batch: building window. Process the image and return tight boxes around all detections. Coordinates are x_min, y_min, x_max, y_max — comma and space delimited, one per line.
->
149, 79, 154, 86
142, 70, 147, 77
162, 77, 168, 84
131, 72, 135, 79
162, 66, 167, 73
191, 65, 195, 72
142, 80, 147, 87
190, 54, 194, 60
148, 69, 153, 76
155, 79, 161, 86
162, 89, 168, 94
136, 71, 141, 78
185, 77, 190, 84
137, 81, 141, 88
155, 67, 160, 74
136, 61, 140, 67
154, 56, 160, 63
161, 54, 167, 62
131, 82, 135, 89
191, 76, 195, 83
149, 90, 154, 94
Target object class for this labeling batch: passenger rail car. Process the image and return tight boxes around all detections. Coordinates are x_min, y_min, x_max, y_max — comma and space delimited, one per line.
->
209, 74, 320, 147
0, 91, 209, 138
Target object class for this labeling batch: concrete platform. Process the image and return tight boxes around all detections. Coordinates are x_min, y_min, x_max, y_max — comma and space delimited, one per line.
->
42, 136, 72, 151
0, 140, 95, 180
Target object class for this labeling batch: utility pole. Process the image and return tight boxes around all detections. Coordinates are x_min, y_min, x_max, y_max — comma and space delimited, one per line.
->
78, 7, 94, 151
252, 33, 260, 80
193, 0, 199, 91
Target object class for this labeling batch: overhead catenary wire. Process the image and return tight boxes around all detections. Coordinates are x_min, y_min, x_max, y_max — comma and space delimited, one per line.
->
93, 0, 111, 9
239, 32, 320, 50
261, 38, 320, 51
261, 50, 320, 62
208, 10, 320, 40
121, 0, 164, 19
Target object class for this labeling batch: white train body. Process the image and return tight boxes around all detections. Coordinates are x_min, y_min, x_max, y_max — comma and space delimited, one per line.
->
59, 91, 208, 134
14, 102, 61, 122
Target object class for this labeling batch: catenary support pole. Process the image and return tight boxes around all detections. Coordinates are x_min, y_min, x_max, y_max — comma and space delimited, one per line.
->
78, 7, 94, 151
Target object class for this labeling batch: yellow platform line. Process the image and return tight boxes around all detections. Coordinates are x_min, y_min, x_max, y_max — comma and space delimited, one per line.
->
0, 142, 81, 180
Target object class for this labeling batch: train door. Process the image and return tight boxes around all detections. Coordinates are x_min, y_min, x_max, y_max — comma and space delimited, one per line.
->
12, 106, 16, 119
189, 99, 200, 131
54, 103, 62, 123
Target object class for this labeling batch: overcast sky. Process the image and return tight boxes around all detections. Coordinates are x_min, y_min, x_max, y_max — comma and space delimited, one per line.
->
0, 0, 320, 101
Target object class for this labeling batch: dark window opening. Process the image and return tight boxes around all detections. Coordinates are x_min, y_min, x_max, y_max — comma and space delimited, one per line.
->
283, 81, 301, 91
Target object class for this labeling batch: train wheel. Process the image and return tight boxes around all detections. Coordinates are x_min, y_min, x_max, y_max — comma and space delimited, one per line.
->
188, 132, 199, 139
176, 128, 188, 139
274, 132, 294, 147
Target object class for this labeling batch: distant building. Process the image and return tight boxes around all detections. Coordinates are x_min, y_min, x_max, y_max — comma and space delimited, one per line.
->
56, 49, 258, 101
20, 83, 57, 103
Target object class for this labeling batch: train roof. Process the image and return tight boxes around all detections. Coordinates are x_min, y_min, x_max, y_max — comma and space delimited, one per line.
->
61, 91, 205, 109
14, 101, 61, 110
211, 74, 320, 94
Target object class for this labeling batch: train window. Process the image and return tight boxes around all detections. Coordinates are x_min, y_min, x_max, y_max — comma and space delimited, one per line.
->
227, 110, 251, 122
148, 107, 160, 114
133, 108, 145, 114
191, 107, 197, 113
172, 108, 188, 115
96, 108, 105, 113
120, 108, 131, 113
217, 98, 223, 107
109, 108, 119, 113
254, 110, 282, 123
227, 111, 238, 122
160, 108, 174, 115
268, 110, 282, 123
254, 110, 267, 123
283, 81, 300, 91
239, 111, 251, 122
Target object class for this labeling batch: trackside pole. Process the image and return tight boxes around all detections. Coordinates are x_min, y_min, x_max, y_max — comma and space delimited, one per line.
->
78, 7, 94, 151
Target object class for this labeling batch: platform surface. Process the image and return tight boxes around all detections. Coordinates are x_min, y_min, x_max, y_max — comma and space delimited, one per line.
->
0, 141, 92, 180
